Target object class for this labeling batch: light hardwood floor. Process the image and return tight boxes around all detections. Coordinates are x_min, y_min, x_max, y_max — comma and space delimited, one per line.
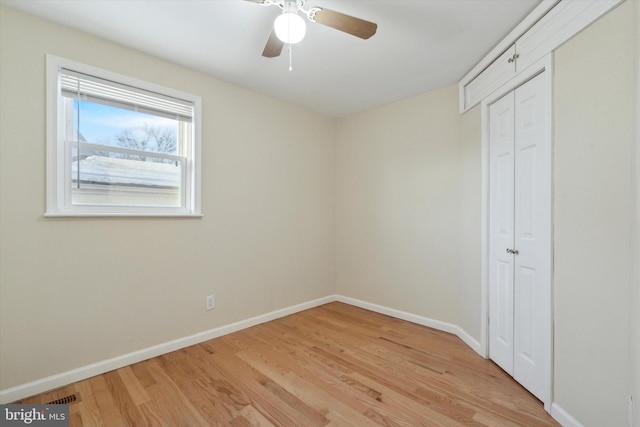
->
18, 302, 559, 426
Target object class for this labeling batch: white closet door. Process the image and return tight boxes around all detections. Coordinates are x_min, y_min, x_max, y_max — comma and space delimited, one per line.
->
489, 91, 516, 376
488, 71, 549, 403
512, 73, 549, 402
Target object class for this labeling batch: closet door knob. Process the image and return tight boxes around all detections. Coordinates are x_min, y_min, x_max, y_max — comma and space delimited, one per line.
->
506, 248, 519, 255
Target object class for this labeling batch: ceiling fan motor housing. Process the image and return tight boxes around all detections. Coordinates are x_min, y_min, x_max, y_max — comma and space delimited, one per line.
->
249, 0, 378, 58
274, 0, 306, 44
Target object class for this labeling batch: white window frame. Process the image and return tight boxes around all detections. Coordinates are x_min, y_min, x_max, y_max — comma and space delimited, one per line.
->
45, 54, 202, 217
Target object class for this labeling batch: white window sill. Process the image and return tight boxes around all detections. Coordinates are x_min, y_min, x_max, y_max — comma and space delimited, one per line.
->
44, 212, 204, 218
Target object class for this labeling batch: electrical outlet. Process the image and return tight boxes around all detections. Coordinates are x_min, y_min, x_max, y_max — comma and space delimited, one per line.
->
206, 294, 215, 311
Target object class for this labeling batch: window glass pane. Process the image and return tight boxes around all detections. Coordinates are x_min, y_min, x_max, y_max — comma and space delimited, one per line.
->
71, 99, 180, 157
66, 99, 187, 208
71, 144, 183, 207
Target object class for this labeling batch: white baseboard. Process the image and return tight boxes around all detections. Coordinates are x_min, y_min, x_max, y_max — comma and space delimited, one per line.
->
551, 403, 585, 427
1, 294, 485, 404
334, 295, 483, 356
0, 295, 334, 404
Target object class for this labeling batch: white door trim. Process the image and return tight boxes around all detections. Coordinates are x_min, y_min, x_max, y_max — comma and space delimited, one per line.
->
480, 54, 554, 412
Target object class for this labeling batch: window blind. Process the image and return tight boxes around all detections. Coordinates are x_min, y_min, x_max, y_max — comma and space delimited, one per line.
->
60, 68, 193, 123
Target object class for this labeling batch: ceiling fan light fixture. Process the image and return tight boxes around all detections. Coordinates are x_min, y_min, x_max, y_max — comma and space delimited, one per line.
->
274, 12, 306, 44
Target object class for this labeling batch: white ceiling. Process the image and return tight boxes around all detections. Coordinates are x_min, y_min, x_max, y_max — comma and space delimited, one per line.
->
2, 0, 541, 117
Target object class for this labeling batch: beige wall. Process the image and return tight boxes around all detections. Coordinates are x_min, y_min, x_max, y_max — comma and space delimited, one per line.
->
335, 86, 482, 334
458, 105, 482, 339
634, 1, 640, 425
0, 6, 336, 391
553, 2, 636, 425
1, 3, 638, 425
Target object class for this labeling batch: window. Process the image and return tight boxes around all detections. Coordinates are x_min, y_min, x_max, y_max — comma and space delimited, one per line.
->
46, 55, 201, 216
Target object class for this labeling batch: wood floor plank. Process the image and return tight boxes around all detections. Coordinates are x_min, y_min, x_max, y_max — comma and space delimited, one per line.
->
142, 357, 211, 426
117, 366, 150, 406
16, 302, 559, 426
236, 348, 377, 426
206, 339, 327, 426
348, 370, 467, 427
235, 325, 387, 423
184, 345, 252, 412
74, 380, 105, 427
239, 404, 276, 427
101, 370, 146, 426
87, 375, 129, 426
153, 356, 227, 424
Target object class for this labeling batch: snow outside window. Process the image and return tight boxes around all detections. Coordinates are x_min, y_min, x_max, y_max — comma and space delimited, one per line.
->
45, 55, 202, 216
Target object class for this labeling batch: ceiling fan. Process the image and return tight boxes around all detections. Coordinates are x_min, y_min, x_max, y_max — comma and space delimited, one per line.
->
246, 0, 378, 58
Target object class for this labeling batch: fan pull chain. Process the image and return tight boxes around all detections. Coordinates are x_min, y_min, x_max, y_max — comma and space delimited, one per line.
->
287, 8, 293, 71
288, 44, 293, 71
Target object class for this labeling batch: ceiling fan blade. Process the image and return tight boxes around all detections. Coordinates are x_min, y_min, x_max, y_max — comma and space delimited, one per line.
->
311, 8, 377, 39
262, 28, 284, 58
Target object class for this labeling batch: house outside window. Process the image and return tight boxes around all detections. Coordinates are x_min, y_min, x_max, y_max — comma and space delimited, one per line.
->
45, 55, 202, 216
